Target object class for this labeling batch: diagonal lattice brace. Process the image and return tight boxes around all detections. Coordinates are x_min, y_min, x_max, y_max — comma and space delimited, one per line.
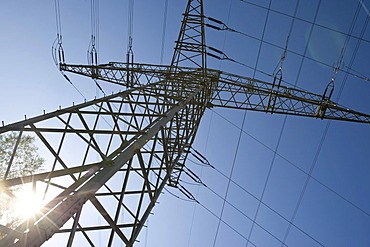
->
209, 71, 370, 123
61, 62, 370, 124
0, 73, 214, 246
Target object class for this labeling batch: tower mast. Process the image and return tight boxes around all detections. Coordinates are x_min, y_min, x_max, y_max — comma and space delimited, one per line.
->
1, 0, 369, 246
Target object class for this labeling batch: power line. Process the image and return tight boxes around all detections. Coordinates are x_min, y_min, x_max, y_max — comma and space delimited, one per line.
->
245, 0, 273, 245
150, 171, 260, 246
88, 0, 105, 96
126, 0, 134, 66
209, 11, 234, 239
275, 0, 300, 73
189, 148, 324, 246
359, 0, 370, 17
46, 1, 370, 246
281, 3, 369, 244
212, 109, 247, 247
186, 146, 323, 246
211, 4, 246, 244
52, 0, 64, 65
196, 198, 258, 247
127, 0, 134, 53
187, 111, 214, 246
205, 6, 370, 83
160, 0, 169, 64
88, 0, 99, 65
205, 181, 291, 247
240, 0, 370, 45
247, 2, 301, 242
209, 108, 370, 218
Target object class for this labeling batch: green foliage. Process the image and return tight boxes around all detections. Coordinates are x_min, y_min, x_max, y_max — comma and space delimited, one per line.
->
0, 132, 45, 179
0, 132, 45, 235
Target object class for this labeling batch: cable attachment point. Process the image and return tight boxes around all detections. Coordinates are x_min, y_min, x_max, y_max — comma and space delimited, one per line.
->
53, 0, 65, 66
190, 148, 213, 168
178, 184, 198, 203
126, 0, 135, 87
317, 52, 343, 119
206, 46, 233, 62
205, 16, 238, 33
57, 37, 65, 65
317, 79, 334, 119
87, 35, 98, 66
184, 166, 204, 186
126, 37, 134, 67
52, 34, 65, 66
266, 67, 283, 114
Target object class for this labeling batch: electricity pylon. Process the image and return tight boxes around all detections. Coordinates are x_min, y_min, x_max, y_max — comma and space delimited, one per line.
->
0, 0, 369, 246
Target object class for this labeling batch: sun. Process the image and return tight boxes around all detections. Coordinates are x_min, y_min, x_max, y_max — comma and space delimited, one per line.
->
14, 186, 44, 220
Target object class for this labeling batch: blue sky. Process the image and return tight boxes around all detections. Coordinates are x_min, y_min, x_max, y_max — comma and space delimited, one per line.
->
1, 0, 370, 246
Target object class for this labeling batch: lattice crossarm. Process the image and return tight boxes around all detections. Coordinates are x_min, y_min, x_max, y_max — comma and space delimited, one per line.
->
60, 63, 221, 91
1, 83, 205, 246
60, 63, 176, 88
209, 72, 370, 124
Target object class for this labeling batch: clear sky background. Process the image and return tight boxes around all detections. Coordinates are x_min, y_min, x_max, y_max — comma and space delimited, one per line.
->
1, 0, 370, 246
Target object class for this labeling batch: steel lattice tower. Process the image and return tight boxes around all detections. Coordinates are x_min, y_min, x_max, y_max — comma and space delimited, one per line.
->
1, 0, 370, 246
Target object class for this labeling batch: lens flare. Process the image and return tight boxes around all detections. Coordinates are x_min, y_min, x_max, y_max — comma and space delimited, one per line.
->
14, 187, 43, 220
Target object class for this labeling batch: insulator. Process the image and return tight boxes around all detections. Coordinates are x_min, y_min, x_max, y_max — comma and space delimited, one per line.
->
322, 79, 335, 101
208, 46, 223, 54
58, 46, 65, 64
184, 167, 202, 184
178, 184, 196, 201
207, 16, 223, 25
205, 23, 221, 30
207, 52, 221, 60
63, 74, 71, 83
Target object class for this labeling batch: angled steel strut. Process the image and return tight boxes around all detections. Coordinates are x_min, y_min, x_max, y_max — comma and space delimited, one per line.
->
0, 0, 369, 246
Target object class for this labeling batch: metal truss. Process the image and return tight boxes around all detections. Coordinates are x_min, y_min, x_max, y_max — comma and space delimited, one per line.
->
0, 1, 211, 245
0, 71, 213, 246
1, 0, 370, 246
60, 63, 370, 123
210, 71, 370, 123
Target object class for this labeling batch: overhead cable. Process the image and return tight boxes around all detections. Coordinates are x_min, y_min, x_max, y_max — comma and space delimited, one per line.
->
281, 3, 366, 246
209, 108, 370, 218
205, 13, 370, 83
52, 0, 65, 65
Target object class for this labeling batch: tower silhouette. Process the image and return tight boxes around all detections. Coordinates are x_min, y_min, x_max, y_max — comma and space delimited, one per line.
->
1, 0, 369, 246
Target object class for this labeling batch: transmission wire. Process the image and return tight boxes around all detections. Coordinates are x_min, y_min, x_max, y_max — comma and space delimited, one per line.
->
281, 3, 366, 245
210, 1, 240, 245
238, 0, 370, 82
209, 108, 370, 218
244, 1, 301, 246
163, 179, 259, 247
206, 180, 289, 246
212, 110, 247, 247
243, 0, 273, 245
163, 182, 259, 247
187, 114, 214, 246
206, 20, 370, 83
359, 0, 370, 16
240, 0, 370, 45
186, 147, 323, 246
88, 0, 105, 95
189, 147, 324, 246
160, 0, 169, 64
144, 2, 168, 246
127, 0, 134, 57
198, 202, 258, 246
205, 2, 370, 82
274, 0, 299, 74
